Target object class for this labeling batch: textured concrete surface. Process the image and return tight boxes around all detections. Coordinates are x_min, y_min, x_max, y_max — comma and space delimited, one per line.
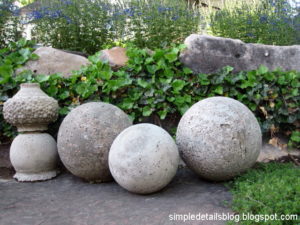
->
177, 97, 261, 181
0, 168, 232, 225
109, 124, 179, 194
3, 83, 58, 132
10, 133, 59, 182
57, 102, 132, 182
180, 34, 300, 74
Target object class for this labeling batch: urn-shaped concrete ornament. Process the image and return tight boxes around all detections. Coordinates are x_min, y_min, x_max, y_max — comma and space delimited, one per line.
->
3, 83, 58, 132
3, 83, 59, 182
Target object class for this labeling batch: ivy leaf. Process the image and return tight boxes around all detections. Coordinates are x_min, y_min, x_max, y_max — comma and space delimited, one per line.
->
290, 131, 300, 142
146, 65, 158, 74
18, 48, 31, 58
59, 107, 70, 115
88, 52, 102, 64
142, 106, 152, 117
30, 53, 39, 60
158, 109, 168, 120
178, 104, 189, 115
118, 98, 134, 110
59, 91, 70, 100
257, 65, 269, 75
100, 70, 113, 80
214, 86, 223, 95
183, 67, 193, 75
0, 65, 13, 84
264, 73, 276, 81
137, 79, 149, 88
165, 49, 178, 63
47, 85, 58, 96
35, 74, 50, 83
172, 79, 185, 92
198, 74, 210, 85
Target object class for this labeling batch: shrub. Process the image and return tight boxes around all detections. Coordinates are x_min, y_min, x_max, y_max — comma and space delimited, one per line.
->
113, 0, 201, 48
0, 0, 23, 48
0, 42, 299, 147
207, 0, 299, 45
228, 163, 300, 225
0, 38, 38, 143
29, 0, 201, 54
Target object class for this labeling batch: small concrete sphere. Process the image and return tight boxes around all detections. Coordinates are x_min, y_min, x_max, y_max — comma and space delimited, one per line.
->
10, 133, 59, 181
176, 97, 262, 181
109, 124, 179, 194
57, 102, 132, 182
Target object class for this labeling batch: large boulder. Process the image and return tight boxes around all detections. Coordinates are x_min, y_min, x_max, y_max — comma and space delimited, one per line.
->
180, 34, 300, 74
99, 47, 128, 70
176, 97, 262, 181
16, 47, 90, 78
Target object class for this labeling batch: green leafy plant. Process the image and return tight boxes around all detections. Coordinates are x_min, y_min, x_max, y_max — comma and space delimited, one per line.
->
0, 42, 299, 147
228, 163, 300, 225
0, 0, 23, 48
30, 0, 201, 54
0, 38, 37, 143
113, 0, 201, 48
206, 0, 299, 45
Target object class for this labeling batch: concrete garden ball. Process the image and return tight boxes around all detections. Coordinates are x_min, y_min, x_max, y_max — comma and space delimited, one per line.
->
10, 133, 58, 181
109, 124, 179, 194
57, 102, 132, 182
176, 97, 262, 181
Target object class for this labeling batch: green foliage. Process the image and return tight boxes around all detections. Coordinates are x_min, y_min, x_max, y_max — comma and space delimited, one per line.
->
113, 0, 201, 49
208, 0, 299, 45
289, 131, 300, 149
0, 0, 23, 48
0, 39, 37, 143
30, 0, 201, 54
228, 163, 300, 225
0, 42, 299, 147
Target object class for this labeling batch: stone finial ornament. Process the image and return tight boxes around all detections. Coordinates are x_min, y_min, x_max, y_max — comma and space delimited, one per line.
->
3, 83, 58, 132
3, 83, 59, 182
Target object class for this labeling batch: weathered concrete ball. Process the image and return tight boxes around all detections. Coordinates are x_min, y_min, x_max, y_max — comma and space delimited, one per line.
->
57, 102, 132, 182
109, 124, 179, 194
176, 97, 262, 181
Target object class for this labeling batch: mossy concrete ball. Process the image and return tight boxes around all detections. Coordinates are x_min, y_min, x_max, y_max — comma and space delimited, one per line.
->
176, 97, 262, 181
109, 124, 179, 194
57, 102, 132, 182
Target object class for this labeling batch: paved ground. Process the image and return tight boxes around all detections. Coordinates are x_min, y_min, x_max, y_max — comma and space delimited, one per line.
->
0, 168, 232, 225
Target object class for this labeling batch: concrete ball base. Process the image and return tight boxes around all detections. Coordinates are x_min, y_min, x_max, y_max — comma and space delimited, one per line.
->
109, 124, 179, 194
10, 133, 59, 182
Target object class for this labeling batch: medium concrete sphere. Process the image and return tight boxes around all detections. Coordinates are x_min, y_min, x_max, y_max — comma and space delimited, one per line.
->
109, 124, 179, 194
176, 97, 262, 181
57, 102, 132, 182
10, 133, 59, 181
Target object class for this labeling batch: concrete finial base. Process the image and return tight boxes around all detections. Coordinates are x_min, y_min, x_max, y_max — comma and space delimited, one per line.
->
10, 133, 59, 182
14, 171, 59, 182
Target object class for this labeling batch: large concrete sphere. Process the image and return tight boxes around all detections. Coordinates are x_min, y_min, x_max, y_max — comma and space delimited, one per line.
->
176, 97, 262, 181
109, 124, 179, 194
57, 102, 132, 182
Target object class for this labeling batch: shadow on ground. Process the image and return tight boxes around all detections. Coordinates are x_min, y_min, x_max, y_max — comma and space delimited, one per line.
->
0, 168, 232, 225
